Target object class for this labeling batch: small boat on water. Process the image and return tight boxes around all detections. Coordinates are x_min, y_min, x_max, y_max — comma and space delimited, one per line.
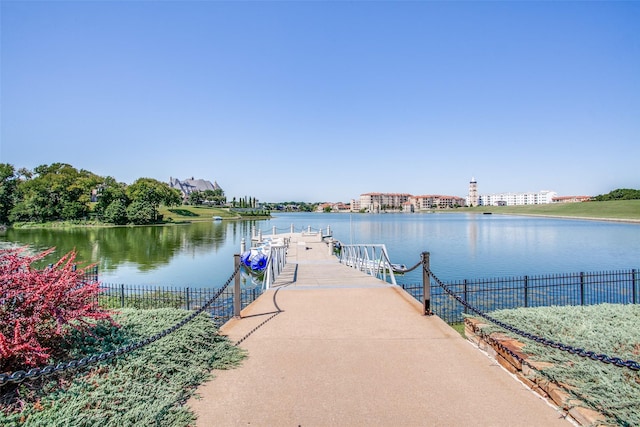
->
212, 216, 223, 221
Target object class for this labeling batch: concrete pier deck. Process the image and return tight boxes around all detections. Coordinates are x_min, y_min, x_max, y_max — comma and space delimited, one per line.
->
188, 233, 570, 426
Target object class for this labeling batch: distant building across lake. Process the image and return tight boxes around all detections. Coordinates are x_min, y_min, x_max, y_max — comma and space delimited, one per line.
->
552, 195, 592, 203
169, 177, 222, 199
349, 178, 591, 212
355, 193, 465, 212
466, 177, 591, 206
479, 190, 558, 206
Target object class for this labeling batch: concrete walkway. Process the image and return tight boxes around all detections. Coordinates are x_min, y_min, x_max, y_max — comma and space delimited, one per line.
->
188, 234, 570, 426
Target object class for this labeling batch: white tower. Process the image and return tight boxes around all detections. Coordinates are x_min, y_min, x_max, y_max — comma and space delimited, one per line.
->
468, 177, 478, 207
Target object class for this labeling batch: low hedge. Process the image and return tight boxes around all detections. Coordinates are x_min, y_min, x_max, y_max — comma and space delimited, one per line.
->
0, 308, 245, 426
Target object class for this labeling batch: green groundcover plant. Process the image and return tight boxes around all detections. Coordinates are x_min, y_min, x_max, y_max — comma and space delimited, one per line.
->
0, 308, 245, 426
474, 304, 640, 426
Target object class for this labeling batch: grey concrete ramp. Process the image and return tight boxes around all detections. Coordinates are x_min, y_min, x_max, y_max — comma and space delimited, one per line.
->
188, 235, 569, 426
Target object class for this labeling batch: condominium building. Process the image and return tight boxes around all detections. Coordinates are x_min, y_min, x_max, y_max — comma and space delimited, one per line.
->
479, 190, 558, 206
411, 195, 466, 210
359, 193, 412, 212
358, 192, 464, 212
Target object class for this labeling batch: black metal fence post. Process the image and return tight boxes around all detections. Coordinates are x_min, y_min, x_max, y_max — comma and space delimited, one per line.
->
463, 279, 468, 315
524, 275, 529, 308
580, 272, 585, 305
422, 252, 431, 315
234, 254, 241, 318
186, 287, 190, 311
120, 284, 125, 308
633, 269, 637, 305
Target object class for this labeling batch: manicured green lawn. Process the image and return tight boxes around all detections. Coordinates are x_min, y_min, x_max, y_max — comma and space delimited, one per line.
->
460, 200, 640, 221
159, 205, 240, 222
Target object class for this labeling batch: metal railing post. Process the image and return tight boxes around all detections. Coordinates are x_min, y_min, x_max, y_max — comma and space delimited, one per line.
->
234, 254, 241, 318
463, 279, 468, 315
632, 269, 637, 305
422, 252, 431, 315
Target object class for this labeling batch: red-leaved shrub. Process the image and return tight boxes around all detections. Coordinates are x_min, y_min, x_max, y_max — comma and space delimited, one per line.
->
0, 248, 112, 373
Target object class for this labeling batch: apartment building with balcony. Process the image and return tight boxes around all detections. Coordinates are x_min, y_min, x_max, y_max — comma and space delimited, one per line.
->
411, 194, 466, 210
359, 193, 412, 212
479, 190, 558, 206
357, 192, 464, 212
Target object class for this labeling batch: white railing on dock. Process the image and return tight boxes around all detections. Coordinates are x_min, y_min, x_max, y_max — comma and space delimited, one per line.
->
251, 225, 332, 241
263, 243, 287, 290
247, 224, 333, 289
338, 244, 397, 285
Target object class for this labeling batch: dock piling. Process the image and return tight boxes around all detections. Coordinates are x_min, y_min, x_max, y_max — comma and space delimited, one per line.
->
234, 254, 241, 318
422, 251, 432, 315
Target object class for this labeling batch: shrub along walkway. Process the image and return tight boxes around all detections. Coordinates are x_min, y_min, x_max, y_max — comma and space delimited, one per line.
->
188, 234, 570, 426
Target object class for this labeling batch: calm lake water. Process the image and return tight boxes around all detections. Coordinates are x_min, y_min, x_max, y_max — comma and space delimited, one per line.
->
1, 212, 639, 288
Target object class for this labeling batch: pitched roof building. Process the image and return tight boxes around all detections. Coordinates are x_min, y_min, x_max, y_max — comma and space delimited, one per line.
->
169, 177, 222, 198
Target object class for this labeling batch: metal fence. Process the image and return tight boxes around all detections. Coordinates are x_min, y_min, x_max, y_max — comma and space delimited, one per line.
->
98, 282, 263, 326
401, 268, 639, 324
80, 265, 99, 283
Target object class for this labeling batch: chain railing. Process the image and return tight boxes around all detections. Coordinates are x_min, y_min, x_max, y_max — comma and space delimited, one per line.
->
0, 264, 242, 386
420, 258, 640, 372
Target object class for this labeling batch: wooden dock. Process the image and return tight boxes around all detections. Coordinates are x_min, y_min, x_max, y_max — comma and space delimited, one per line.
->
188, 233, 570, 426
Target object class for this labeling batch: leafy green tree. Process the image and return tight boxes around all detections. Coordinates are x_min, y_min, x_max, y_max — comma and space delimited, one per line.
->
10, 163, 100, 222
593, 188, 640, 201
104, 199, 128, 225
189, 190, 204, 206
126, 178, 181, 223
94, 176, 129, 221
202, 189, 226, 206
0, 163, 18, 224
126, 200, 157, 225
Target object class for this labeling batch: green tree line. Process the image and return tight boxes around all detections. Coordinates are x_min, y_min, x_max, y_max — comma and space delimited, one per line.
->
0, 163, 182, 226
593, 188, 640, 201
188, 188, 226, 206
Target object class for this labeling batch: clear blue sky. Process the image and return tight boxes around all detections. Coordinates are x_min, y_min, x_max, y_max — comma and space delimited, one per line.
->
1, 1, 638, 203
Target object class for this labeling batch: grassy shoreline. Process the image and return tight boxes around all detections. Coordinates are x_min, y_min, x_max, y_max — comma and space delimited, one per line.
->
7, 200, 640, 229
456, 199, 640, 222
8, 206, 270, 229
